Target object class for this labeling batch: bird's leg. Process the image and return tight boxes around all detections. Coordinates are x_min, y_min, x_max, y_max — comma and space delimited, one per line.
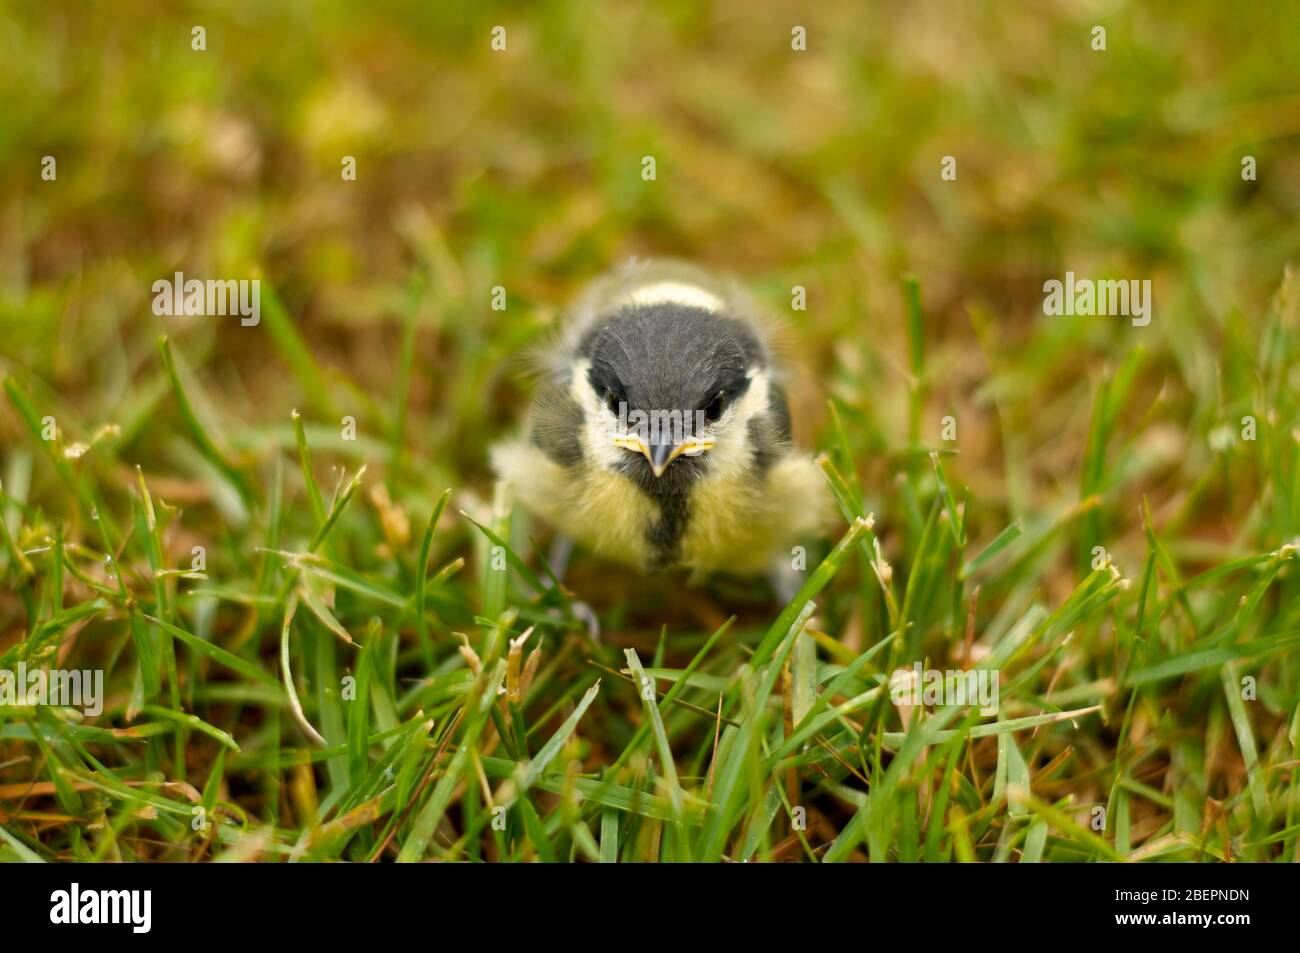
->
767, 554, 803, 605
546, 534, 575, 586
543, 534, 600, 642
569, 601, 601, 642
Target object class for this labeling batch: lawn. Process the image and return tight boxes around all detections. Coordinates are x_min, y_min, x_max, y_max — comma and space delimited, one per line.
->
0, 0, 1298, 862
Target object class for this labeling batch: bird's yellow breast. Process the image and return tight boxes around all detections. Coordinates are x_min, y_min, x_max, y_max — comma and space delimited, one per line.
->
493, 437, 829, 575
679, 455, 828, 574
492, 438, 656, 568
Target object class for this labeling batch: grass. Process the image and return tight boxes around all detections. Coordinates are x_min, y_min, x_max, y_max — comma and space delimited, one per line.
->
1, 1, 1299, 862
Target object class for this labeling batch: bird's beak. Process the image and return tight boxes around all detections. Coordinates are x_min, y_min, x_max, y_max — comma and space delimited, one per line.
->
611, 435, 715, 478
647, 442, 675, 477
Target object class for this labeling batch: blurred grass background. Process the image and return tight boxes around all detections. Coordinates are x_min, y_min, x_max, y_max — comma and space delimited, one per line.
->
1, 1, 1299, 862
6, 0, 1298, 494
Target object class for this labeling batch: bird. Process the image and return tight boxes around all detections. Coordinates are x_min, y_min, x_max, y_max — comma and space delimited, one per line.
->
491, 259, 832, 587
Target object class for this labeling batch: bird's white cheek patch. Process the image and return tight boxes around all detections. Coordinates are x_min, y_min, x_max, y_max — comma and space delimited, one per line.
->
704, 370, 771, 482
568, 359, 624, 469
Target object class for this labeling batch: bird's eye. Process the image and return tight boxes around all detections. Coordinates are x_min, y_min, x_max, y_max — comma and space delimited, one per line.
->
604, 390, 622, 416
704, 391, 727, 423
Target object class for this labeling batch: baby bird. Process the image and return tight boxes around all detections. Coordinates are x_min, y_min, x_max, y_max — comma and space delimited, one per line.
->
492, 260, 831, 582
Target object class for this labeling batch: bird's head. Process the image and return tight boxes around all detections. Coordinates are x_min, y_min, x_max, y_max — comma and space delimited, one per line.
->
570, 303, 783, 493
